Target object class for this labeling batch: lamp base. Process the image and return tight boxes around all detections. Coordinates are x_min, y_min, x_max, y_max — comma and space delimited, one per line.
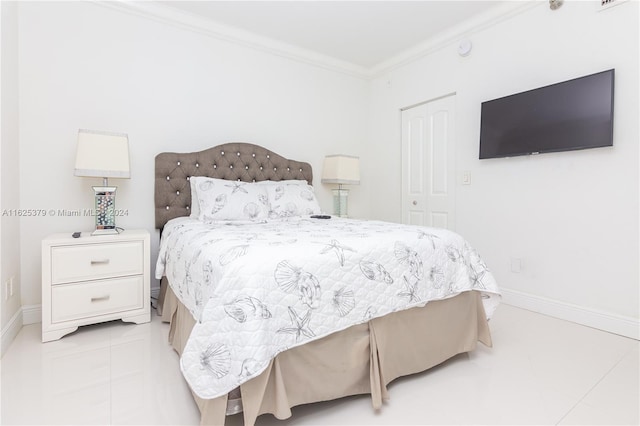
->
332, 188, 349, 217
92, 186, 118, 236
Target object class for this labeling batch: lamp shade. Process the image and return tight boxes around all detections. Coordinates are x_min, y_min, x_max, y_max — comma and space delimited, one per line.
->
74, 129, 130, 178
321, 155, 360, 185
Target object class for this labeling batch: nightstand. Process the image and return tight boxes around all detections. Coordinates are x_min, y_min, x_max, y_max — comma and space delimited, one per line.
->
41, 229, 150, 342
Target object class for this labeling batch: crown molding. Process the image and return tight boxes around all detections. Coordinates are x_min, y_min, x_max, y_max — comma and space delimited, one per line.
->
93, 1, 541, 81
93, 0, 370, 80
369, 1, 542, 78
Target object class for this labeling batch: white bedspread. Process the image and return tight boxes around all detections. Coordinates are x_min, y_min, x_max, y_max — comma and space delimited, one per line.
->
156, 216, 500, 399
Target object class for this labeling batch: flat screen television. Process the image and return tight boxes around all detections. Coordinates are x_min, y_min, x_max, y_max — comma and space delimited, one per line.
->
479, 69, 614, 159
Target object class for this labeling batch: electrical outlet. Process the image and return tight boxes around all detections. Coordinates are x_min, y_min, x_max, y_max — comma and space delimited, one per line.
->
3, 276, 16, 300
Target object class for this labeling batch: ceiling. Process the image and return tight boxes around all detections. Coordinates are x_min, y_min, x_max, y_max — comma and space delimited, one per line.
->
159, 1, 508, 70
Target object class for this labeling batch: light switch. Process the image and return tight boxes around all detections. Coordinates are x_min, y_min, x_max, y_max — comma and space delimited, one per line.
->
462, 171, 471, 185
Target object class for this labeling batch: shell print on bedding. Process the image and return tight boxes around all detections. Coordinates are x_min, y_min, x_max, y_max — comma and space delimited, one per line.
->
273, 202, 299, 217
465, 244, 490, 290
417, 231, 440, 249
225, 181, 248, 194
359, 260, 394, 284
277, 306, 315, 342
446, 245, 463, 263
468, 264, 488, 290
239, 358, 262, 378
398, 276, 420, 303
224, 296, 272, 323
243, 203, 262, 219
332, 287, 355, 317
319, 239, 356, 267
202, 260, 213, 286
198, 179, 215, 192
299, 188, 314, 201
274, 186, 285, 200
274, 261, 321, 309
200, 343, 231, 379
394, 241, 424, 278
211, 194, 227, 214
219, 245, 249, 266
362, 306, 377, 321
428, 266, 445, 289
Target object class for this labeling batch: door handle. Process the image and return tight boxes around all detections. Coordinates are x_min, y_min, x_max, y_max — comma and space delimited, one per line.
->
412, 201, 418, 206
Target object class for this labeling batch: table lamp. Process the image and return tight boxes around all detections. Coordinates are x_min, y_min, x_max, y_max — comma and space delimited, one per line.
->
74, 129, 130, 235
321, 154, 360, 217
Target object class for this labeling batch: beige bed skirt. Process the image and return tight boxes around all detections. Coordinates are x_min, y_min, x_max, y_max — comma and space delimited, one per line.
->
159, 280, 492, 425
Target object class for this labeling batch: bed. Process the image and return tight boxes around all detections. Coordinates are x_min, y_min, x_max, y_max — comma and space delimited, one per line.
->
154, 142, 500, 425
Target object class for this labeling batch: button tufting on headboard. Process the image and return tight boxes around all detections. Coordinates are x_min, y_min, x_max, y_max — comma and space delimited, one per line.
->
154, 142, 313, 230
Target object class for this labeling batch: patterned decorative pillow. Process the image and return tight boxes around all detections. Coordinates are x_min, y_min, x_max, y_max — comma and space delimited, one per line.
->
190, 179, 307, 219
266, 183, 322, 218
193, 177, 270, 222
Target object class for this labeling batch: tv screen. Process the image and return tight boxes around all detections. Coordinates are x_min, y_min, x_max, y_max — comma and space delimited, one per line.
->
479, 69, 614, 159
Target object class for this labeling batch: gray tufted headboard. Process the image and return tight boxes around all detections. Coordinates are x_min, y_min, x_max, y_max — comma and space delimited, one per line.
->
155, 142, 313, 230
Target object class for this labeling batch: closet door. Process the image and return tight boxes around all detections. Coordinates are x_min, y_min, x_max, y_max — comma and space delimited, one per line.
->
401, 95, 456, 229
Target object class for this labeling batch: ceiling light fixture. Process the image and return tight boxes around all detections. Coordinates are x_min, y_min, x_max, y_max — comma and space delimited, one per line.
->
458, 39, 472, 57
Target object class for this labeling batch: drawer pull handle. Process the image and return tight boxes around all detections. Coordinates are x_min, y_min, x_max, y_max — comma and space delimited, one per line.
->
91, 295, 110, 302
90, 259, 110, 265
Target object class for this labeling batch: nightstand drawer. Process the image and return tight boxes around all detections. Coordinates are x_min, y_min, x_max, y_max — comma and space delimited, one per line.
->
51, 241, 143, 284
51, 276, 143, 323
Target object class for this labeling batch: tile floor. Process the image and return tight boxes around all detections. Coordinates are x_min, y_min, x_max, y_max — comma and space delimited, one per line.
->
1, 304, 638, 425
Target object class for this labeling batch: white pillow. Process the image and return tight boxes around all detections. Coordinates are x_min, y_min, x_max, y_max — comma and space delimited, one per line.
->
189, 177, 200, 219
194, 177, 269, 222
266, 182, 321, 218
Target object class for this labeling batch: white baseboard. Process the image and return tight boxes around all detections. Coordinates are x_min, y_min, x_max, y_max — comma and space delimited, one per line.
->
2, 305, 41, 357
500, 287, 639, 340
1, 307, 23, 357
22, 304, 41, 325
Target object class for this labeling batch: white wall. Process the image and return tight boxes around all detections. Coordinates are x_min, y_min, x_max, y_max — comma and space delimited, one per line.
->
17, 2, 368, 308
12, 1, 640, 339
1, 1, 21, 340
368, 2, 639, 334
